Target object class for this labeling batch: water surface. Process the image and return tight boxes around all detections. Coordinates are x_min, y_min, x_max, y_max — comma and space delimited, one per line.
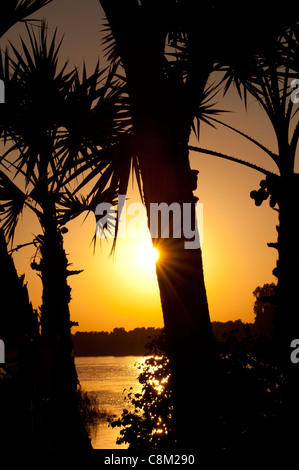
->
75, 356, 143, 449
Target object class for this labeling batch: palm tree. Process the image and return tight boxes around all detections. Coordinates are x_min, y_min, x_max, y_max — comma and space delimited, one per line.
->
189, 22, 299, 361
0, 0, 53, 351
186, 21, 299, 454
98, 0, 298, 450
0, 22, 125, 450
99, 0, 220, 448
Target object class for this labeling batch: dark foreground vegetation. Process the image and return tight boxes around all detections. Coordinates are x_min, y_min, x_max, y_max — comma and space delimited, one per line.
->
0, 282, 277, 456
0, 0, 298, 459
109, 325, 288, 460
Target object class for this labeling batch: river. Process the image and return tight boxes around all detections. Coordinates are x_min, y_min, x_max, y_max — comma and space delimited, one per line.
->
75, 356, 144, 449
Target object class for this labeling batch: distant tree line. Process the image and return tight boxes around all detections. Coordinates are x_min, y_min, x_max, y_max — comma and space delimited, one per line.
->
72, 289, 275, 356
72, 327, 163, 356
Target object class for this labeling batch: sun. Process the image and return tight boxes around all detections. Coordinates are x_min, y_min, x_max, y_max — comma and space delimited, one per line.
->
135, 241, 160, 270
153, 248, 160, 262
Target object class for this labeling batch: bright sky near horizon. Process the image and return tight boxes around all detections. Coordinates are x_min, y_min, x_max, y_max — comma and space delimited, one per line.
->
1, 0, 297, 332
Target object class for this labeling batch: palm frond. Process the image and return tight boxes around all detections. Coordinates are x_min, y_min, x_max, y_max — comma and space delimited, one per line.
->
188, 145, 276, 177
210, 117, 280, 168
0, 169, 27, 242
55, 61, 130, 180
280, 23, 299, 75
290, 119, 299, 156
56, 190, 91, 226
192, 82, 229, 138
2, 21, 75, 181
101, 20, 122, 66
0, 0, 53, 38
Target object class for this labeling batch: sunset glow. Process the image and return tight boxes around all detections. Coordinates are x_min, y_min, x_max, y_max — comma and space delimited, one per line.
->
2, 3, 291, 334
135, 242, 160, 270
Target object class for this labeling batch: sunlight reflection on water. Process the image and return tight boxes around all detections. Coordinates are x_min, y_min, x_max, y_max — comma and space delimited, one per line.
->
75, 356, 143, 449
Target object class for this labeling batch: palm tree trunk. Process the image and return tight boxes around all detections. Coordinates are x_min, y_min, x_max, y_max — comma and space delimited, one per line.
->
271, 172, 299, 454
40, 205, 72, 336
36, 201, 91, 450
273, 174, 299, 355
99, 0, 217, 448
137, 133, 215, 449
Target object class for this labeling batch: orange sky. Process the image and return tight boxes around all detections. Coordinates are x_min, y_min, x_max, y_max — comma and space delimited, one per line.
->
2, 0, 297, 332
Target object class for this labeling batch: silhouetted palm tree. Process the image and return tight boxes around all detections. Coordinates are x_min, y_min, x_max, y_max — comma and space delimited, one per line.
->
98, 0, 298, 450
0, 22, 126, 450
186, 20, 299, 455
218, 23, 299, 454
190, 22, 299, 360
99, 0, 222, 448
0, 0, 53, 350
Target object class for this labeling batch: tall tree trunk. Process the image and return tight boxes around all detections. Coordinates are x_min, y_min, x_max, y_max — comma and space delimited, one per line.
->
36, 201, 91, 451
271, 173, 299, 454
137, 131, 215, 449
129, 45, 216, 450
273, 173, 299, 357
100, 0, 216, 449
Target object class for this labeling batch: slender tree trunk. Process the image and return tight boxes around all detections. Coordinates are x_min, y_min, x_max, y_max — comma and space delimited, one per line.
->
40, 204, 72, 336
35, 200, 91, 451
273, 174, 299, 355
137, 132, 215, 449
271, 173, 299, 454
99, 0, 216, 449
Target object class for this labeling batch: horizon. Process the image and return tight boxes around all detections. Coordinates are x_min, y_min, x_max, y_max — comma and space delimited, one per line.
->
1, 1, 297, 456
72, 316, 256, 335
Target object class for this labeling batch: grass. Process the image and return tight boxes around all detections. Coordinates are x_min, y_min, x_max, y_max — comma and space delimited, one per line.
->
76, 386, 116, 433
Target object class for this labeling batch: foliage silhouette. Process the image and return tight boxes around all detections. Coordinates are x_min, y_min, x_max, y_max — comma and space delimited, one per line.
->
72, 327, 162, 356
0, 0, 53, 38
186, 21, 299, 451
0, 20, 126, 451
188, 22, 299, 357
76, 386, 115, 437
252, 283, 275, 338
110, 326, 287, 459
0, 0, 297, 454
99, 0, 298, 449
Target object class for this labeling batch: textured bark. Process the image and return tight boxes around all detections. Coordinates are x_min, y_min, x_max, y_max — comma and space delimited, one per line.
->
138, 137, 214, 448
273, 175, 299, 355
33, 201, 91, 451
100, 0, 215, 449
267, 173, 299, 455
